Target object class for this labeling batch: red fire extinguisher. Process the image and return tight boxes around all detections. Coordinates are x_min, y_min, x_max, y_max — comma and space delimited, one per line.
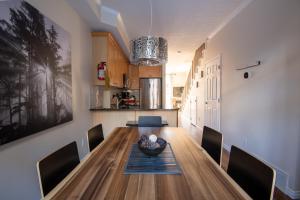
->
97, 62, 106, 80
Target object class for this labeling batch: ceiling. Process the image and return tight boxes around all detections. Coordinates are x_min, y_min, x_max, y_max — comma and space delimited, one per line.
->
67, 0, 251, 74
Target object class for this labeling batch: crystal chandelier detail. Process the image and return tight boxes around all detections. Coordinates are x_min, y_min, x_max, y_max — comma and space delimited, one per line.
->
130, 0, 168, 66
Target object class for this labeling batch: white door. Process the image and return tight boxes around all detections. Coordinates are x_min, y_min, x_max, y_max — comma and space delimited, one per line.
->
196, 94, 203, 127
189, 97, 192, 121
191, 96, 197, 125
196, 65, 205, 128
204, 56, 221, 131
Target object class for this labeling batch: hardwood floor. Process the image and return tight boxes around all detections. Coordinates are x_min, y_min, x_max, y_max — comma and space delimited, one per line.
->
179, 115, 293, 200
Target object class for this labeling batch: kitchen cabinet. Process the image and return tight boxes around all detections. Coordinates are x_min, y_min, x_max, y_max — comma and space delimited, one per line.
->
139, 65, 162, 78
92, 32, 129, 87
128, 65, 139, 90
128, 65, 162, 89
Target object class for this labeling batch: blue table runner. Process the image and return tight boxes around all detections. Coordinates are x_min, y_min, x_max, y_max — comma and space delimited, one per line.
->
124, 143, 181, 174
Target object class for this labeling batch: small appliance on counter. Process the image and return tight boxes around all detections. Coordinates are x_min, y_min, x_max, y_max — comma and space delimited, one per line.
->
112, 90, 138, 109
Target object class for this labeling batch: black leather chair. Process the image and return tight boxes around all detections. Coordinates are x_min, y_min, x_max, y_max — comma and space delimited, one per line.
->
88, 124, 104, 152
201, 126, 223, 165
138, 116, 162, 127
227, 145, 276, 200
37, 141, 80, 197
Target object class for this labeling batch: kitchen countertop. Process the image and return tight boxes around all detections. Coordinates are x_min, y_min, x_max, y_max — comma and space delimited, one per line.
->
89, 107, 179, 111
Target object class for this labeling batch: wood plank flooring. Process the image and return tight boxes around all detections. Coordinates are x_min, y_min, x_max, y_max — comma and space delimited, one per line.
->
179, 116, 293, 200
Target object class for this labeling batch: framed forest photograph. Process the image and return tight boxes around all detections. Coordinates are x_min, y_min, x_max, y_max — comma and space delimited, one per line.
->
0, 0, 72, 145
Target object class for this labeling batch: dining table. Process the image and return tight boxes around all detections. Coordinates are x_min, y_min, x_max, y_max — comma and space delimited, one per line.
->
44, 127, 251, 200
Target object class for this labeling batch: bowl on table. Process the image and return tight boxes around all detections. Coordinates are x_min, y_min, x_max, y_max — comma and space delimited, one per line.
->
138, 134, 167, 156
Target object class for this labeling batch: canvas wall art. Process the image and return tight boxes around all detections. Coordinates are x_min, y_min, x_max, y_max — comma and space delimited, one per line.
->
173, 87, 183, 98
0, 0, 72, 145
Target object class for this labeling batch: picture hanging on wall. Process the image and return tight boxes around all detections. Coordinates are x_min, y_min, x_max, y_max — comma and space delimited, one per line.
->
0, 0, 72, 145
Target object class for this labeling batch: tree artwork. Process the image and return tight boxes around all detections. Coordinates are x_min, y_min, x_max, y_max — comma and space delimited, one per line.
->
0, 0, 72, 145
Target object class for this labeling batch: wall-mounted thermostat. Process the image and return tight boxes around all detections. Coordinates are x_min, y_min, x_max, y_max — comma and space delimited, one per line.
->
244, 72, 252, 79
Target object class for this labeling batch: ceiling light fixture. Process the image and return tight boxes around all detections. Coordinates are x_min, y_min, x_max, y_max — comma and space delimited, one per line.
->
130, 0, 168, 66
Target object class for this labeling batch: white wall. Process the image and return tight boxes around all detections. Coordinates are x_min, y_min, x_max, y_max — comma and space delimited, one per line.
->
0, 0, 92, 199
171, 72, 188, 87
205, 0, 300, 197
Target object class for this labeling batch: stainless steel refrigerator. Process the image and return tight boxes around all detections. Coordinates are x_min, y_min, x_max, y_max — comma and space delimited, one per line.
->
139, 78, 162, 109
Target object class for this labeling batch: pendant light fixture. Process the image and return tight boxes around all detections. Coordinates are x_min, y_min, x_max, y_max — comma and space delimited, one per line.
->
130, 0, 168, 66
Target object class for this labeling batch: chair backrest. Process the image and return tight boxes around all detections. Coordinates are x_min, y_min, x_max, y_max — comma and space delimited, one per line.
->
138, 116, 162, 127
88, 124, 104, 152
201, 126, 223, 165
37, 141, 80, 197
227, 145, 276, 200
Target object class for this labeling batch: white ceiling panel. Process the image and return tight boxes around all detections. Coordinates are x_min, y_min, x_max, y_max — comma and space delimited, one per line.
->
68, 0, 250, 73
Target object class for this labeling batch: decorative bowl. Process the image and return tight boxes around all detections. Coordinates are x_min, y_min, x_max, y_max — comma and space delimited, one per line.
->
138, 135, 167, 156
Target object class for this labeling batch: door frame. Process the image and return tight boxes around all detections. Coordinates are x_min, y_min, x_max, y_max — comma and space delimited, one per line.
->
190, 95, 197, 126
204, 54, 222, 131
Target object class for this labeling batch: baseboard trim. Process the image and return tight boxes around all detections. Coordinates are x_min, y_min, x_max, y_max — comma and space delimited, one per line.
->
194, 124, 203, 130
223, 143, 231, 152
285, 187, 300, 199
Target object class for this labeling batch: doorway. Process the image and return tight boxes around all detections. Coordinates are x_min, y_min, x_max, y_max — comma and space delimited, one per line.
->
204, 55, 221, 131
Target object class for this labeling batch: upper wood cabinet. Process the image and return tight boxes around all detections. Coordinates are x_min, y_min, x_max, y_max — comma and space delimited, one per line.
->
91, 32, 129, 87
128, 65, 162, 89
139, 65, 162, 78
128, 65, 139, 90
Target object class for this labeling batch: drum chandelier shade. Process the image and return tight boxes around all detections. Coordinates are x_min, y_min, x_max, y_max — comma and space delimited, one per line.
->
130, 36, 168, 66
130, 0, 168, 66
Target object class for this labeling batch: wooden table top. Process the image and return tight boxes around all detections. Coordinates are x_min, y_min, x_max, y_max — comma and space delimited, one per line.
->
44, 127, 251, 200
